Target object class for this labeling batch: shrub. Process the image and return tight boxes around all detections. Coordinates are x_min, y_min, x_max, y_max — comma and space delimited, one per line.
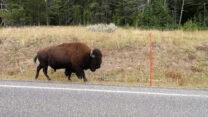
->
86, 23, 117, 32
183, 20, 198, 31
191, 65, 203, 72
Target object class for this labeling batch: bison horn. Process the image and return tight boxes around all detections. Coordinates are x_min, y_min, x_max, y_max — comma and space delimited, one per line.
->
90, 49, 95, 58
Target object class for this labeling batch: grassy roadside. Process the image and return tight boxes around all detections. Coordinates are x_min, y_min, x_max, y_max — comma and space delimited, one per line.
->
0, 26, 208, 88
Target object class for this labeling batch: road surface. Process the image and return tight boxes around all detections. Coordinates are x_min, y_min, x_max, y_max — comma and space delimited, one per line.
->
0, 79, 208, 117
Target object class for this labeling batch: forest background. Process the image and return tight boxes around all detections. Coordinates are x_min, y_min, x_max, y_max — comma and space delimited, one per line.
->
0, 0, 208, 30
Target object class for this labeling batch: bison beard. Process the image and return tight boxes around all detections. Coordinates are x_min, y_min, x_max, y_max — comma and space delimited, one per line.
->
34, 42, 102, 82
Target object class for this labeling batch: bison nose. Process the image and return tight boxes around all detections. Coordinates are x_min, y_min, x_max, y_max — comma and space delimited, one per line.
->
92, 69, 96, 72
96, 65, 100, 69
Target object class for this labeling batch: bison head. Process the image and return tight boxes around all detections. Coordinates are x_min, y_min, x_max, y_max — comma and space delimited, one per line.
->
89, 49, 102, 72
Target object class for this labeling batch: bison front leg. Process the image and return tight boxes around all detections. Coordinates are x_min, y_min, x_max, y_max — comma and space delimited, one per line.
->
82, 71, 87, 82
75, 71, 87, 82
65, 69, 72, 81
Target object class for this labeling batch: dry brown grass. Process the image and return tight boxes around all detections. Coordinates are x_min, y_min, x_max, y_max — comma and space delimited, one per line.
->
0, 26, 208, 88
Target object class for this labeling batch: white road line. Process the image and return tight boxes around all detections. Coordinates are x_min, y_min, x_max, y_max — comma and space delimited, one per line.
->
0, 84, 208, 98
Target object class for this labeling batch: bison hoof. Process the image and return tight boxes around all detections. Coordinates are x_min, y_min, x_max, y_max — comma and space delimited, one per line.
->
84, 79, 88, 82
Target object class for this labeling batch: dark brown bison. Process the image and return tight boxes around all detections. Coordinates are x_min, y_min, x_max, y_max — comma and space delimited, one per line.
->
34, 42, 102, 82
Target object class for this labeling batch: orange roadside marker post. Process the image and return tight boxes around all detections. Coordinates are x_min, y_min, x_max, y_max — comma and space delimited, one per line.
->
150, 32, 152, 86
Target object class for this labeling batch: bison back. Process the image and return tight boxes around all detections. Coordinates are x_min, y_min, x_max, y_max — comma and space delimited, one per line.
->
45, 42, 90, 69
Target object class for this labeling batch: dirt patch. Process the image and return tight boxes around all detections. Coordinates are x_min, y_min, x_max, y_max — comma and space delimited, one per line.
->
195, 44, 208, 51
0, 37, 8, 45
165, 70, 182, 80
188, 54, 196, 60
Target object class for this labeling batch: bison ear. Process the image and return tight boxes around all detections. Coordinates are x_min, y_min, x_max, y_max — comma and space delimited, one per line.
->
90, 49, 95, 58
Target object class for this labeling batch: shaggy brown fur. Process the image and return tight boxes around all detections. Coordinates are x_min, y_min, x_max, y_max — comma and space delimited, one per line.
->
34, 42, 102, 82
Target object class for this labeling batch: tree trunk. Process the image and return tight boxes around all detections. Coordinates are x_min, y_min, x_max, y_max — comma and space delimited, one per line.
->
179, 0, 184, 25
147, 0, 150, 5
164, 0, 166, 5
174, 0, 177, 22
204, 2, 206, 25
1, 1, 2, 9
45, 0, 49, 26
58, 9, 61, 25
38, 4, 40, 26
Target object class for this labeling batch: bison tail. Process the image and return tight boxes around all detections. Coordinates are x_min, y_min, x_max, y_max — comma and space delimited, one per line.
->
34, 55, 38, 63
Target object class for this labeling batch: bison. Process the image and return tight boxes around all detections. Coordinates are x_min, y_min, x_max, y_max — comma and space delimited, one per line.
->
34, 42, 102, 82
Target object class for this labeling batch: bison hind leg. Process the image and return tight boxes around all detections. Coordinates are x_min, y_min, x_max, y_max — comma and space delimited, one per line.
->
43, 66, 51, 80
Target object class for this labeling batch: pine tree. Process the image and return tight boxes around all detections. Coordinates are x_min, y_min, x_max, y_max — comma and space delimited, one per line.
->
139, 0, 175, 29
113, 0, 139, 26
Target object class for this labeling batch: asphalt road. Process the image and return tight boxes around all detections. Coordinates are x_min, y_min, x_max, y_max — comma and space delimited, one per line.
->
0, 79, 208, 117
